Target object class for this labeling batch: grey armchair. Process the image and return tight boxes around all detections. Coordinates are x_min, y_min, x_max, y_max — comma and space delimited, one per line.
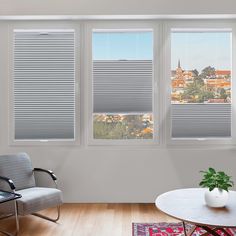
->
0, 153, 63, 235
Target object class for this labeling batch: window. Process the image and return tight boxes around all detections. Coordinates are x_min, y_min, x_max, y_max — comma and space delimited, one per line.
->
92, 30, 154, 140
13, 29, 75, 141
11, 21, 235, 147
171, 29, 232, 139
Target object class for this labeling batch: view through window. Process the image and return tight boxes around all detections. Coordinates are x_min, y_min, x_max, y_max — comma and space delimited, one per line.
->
93, 30, 153, 139
171, 31, 231, 104
171, 29, 232, 138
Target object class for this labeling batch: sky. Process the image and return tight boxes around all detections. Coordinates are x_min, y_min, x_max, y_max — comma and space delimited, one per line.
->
93, 32, 153, 60
93, 31, 232, 72
171, 32, 232, 71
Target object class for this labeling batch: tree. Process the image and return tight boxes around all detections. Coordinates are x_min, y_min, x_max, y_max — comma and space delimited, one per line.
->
192, 69, 199, 77
192, 69, 204, 86
93, 114, 153, 139
200, 66, 216, 79
194, 77, 204, 87
182, 80, 214, 103
200, 90, 214, 102
220, 88, 227, 100
182, 83, 201, 102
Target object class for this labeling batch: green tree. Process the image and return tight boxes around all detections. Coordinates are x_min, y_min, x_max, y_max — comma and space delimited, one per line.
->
220, 88, 227, 100
200, 66, 216, 79
200, 90, 214, 102
194, 77, 204, 87
93, 114, 153, 139
182, 80, 214, 103
192, 69, 199, 77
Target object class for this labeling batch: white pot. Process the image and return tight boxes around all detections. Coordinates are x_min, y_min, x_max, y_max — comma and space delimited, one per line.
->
205, 188, 229, 208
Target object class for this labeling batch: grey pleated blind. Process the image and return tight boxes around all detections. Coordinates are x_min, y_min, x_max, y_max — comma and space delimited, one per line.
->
93, 60, 152, 113
172, 104, 231, 138
14, 30, 75, 140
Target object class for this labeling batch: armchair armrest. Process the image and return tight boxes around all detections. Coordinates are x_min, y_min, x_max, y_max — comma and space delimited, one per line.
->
33, 168, 57, 181
0, 176, 16, 190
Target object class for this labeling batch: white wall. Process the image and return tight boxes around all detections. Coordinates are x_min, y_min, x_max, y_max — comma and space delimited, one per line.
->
0, 0, 236, 15
1, 16, 236, 203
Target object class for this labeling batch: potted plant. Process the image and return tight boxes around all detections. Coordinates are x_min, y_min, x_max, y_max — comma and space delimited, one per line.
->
199, 167, 234, 208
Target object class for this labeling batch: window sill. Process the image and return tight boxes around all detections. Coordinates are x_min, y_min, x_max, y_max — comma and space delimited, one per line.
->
166, 137, 235, 149
9, 139, 80, 146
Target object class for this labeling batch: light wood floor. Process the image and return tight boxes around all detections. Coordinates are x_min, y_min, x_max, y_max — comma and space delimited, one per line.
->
0, 204, 177, 236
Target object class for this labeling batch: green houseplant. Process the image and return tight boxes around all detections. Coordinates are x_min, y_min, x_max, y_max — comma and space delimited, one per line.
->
199, 167, 234, 208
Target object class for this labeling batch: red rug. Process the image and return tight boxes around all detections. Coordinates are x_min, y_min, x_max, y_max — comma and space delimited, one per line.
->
132, 222, 236, 236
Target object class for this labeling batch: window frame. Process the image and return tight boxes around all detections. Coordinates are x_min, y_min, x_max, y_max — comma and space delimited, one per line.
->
7, 19, 236, 148
163, 20, 236, 147
84, 21, 160, 146
9, 21, 81, 146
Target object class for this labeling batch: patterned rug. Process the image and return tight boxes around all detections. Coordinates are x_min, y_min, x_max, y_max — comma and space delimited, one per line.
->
132, 222, 236, 236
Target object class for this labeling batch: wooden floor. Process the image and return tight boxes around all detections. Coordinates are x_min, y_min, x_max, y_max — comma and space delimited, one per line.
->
0, 204, 177, 236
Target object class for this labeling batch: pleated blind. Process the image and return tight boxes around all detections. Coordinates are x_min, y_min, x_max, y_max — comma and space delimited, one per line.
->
93, 60, 152, 113
172, 104, 231, 138
14, 30, 75, 140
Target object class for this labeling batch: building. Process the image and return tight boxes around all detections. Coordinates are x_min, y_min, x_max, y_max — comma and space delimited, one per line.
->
172, 60, 196, 90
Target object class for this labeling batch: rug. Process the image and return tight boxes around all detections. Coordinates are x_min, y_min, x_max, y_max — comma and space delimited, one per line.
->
132, 222, 236, 236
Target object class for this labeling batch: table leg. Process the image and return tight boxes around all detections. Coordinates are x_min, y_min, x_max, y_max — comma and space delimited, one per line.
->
182, 221, 197, 236
182, 221, 187, 236
198, 225, 222, 236
0, 200, 19, 236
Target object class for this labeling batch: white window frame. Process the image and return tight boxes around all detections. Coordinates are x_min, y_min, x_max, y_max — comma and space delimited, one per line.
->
84, 21, 160, 146
6, 18, 236, 148
9, 21, 81, 146
163, 20, 236, 147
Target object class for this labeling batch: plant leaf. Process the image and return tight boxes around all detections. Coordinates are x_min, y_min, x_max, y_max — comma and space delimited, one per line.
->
209, 186, 215, 191
209, 168, 216, 174
199, 168, 234, 191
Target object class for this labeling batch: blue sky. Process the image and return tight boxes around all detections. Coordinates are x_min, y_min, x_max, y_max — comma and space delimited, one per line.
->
93, 32, 153, 60
171, 32, 232, 71
93, 31, 231, 72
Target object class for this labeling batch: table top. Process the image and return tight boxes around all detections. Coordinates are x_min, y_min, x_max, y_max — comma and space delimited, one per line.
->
155, 188, 236, 227
0, 190, 21, 204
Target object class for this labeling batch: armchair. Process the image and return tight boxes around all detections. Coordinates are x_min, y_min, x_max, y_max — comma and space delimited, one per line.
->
0, 153, 63, 235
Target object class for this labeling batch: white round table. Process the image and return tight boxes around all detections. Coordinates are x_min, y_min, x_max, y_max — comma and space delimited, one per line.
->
155, 188, 236, 236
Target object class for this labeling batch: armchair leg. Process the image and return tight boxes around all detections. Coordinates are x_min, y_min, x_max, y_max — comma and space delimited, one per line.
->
32, 205, 60, 223
14, 200, 19, 236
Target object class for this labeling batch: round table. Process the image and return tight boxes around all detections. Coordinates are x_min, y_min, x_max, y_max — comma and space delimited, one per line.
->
155, 188, 236, 236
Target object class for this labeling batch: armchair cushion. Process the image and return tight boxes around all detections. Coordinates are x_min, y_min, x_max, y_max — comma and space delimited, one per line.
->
0, 153, 35, 191
16, 187, 63, 215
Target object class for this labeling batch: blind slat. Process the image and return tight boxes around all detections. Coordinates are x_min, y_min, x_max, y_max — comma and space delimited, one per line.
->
172, 104, 231, 138
93, 60, 152, 113
14, 30, 75, 140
